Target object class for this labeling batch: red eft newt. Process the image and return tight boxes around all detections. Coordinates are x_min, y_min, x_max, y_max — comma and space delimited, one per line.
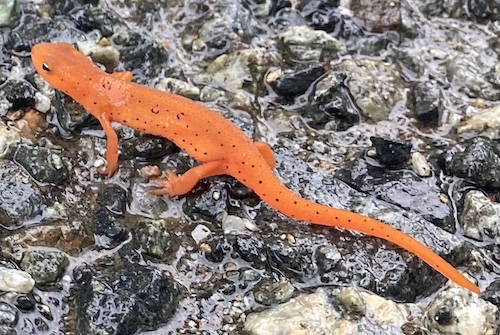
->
31, 42, 480, 295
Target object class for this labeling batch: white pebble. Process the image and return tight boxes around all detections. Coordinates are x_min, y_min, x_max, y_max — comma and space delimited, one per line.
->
222, 215, 256, 234
411, 152, 431, 177
191, 225, 211, 244
0, 268, 35, 293
34, 92, 51, 113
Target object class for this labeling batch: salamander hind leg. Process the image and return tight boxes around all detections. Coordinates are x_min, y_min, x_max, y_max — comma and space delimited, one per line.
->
150, 160, 227, 197
255, 141, 276, 169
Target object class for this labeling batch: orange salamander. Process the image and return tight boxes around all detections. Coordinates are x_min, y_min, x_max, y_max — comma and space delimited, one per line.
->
31, 42, 480, 295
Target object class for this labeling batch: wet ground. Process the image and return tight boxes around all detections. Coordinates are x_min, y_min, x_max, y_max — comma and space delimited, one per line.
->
0, 0, 500, 334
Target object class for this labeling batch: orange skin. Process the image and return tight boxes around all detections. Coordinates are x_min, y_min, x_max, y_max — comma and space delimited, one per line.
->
31, 42, 480, 295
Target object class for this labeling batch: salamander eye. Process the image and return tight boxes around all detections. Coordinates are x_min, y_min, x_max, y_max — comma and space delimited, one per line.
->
42, 63, 51, 72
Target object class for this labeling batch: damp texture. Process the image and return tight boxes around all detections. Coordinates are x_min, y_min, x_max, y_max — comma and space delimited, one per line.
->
1, 0, 497, 334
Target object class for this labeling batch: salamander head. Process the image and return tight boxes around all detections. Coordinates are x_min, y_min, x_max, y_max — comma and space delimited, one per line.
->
31, 42, 99, 91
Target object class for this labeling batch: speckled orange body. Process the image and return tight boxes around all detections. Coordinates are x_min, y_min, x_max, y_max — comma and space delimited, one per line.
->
31, 42, 480, 294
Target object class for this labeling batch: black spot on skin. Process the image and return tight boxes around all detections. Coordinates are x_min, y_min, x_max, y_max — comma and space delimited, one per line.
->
293, 201, 297, 204
232, 145, 236, 148
347, 219, 351, 223
182, 139, 186, 142
176, 112, 185, 119
238, 171, 241, 174
258, 180, 262, 184
316, 211, 319, 214
204, 152, 208, 155
335, 217, 339, 220
136, 118, 140, 121
220, 144, 224, 147
275, 198, 279, 202
251, 165, 255, 168
93, 102, 97, 105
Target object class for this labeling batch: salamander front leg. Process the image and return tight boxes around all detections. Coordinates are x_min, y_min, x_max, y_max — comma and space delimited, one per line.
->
111, 71, 133, 82
150, 160, 226, 197
97, 113, 119, 177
